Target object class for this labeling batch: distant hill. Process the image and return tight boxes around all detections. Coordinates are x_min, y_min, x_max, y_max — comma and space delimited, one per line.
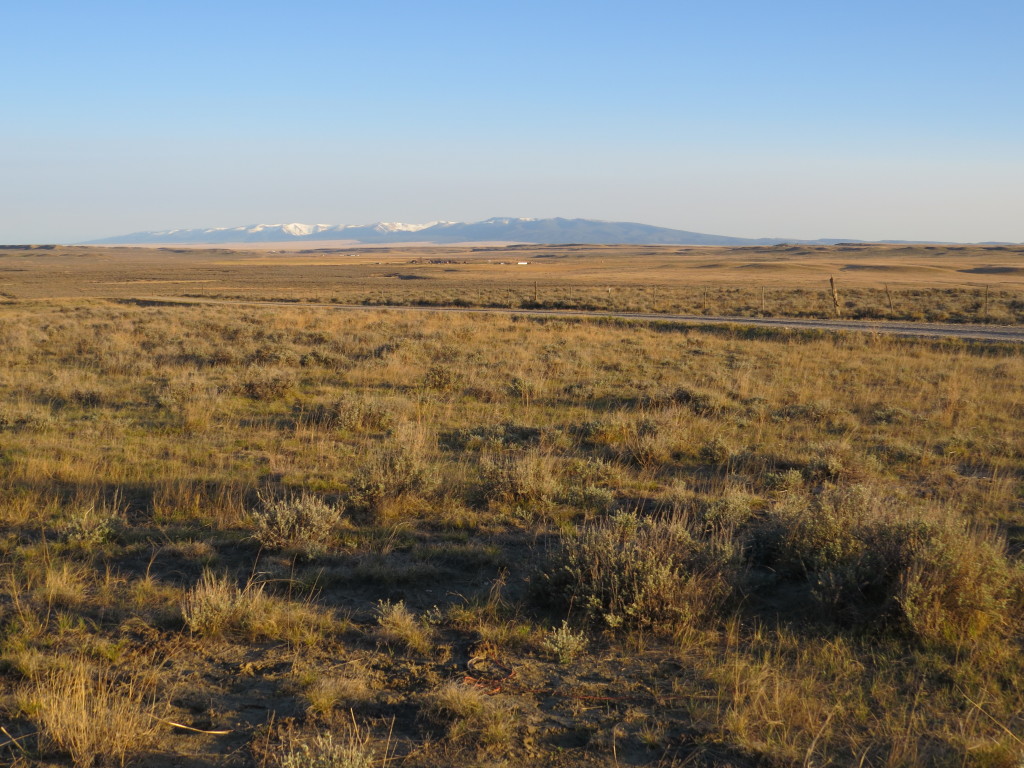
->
83, 217, 862, 246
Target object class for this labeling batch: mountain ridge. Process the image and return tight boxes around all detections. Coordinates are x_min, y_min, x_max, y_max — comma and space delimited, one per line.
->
82, 217, 996, 247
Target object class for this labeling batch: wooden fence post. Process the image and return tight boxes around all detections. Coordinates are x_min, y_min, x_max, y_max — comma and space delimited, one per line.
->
829, 276, 841, 318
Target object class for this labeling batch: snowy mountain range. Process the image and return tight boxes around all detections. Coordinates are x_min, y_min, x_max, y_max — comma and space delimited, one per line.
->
84, 217, 859, 246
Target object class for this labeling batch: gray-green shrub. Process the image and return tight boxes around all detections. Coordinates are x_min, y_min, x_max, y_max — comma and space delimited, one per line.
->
251, 492, 344, 556
750, 486, 1022, 645
540, 510, 737, 631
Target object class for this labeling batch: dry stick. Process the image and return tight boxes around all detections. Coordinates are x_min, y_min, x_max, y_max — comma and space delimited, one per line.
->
150, 715, 232, 735
885, 283, 895, 314
829, 275, 842, 318
0, 726, 33, 754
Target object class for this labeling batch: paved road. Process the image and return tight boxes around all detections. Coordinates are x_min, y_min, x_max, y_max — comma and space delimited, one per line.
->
128, 296, 1024, 343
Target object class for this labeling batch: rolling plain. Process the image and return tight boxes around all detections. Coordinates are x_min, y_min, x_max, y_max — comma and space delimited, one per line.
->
0, 242, 1022, 767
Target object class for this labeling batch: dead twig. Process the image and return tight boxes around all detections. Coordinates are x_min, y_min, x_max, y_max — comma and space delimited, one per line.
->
149, 715, 232, 735
0, 726, 34, 754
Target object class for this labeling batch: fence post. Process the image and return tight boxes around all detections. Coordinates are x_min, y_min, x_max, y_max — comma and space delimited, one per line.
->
829, 276, 841, 318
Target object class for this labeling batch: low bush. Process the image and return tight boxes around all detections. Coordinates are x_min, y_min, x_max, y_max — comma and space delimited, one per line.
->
349, 429, 435, 513
750, 488, 1023, 645
61, 503, 119, 549
295, 395, 394, 433
540, 511, 737, 632
250, 492, 344, 556
479, 449, 559, 507
699, 436, 732, 465
423, 364, 464, 392
671, 387, 731, 415
239, 365, 296, 400
542, 620, 588, 663
841, 517, 1020, 645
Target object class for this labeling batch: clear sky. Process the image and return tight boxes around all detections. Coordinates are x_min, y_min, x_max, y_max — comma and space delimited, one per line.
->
2, 0, 1022, 243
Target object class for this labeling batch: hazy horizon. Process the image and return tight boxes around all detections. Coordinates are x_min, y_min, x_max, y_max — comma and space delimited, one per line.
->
74, 216, 1023, 247
4, 1, 1022, 244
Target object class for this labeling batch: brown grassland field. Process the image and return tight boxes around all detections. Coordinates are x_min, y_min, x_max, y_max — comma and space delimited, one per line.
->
0, 242, 1022, 767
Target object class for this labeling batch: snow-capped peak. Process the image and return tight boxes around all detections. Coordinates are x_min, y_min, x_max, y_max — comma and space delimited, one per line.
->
481, 217, 536, 225
372, 222, 431, 233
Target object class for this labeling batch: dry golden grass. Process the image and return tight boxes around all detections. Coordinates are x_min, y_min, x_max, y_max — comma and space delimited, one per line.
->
182, 570, 335, 644
19, 657, 164, 767
0, 295, 1020, 767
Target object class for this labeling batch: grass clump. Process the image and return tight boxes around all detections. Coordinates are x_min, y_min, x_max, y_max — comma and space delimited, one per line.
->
261, 721, 378, 768
182, 571, 263, 637
21, 658, 163, 767
375, 599, 434, 655
182, 571, 331, 643
251, 491, 344, 556
301, 668, 376, 717
421, 681, 514, 754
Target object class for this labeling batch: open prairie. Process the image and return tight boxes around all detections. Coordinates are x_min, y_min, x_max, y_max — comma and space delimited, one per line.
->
2, 242, 1023, 324
0, 245, 1022, 767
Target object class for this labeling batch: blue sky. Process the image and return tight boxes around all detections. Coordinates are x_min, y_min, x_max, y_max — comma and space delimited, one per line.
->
2, 0, 1022, 243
